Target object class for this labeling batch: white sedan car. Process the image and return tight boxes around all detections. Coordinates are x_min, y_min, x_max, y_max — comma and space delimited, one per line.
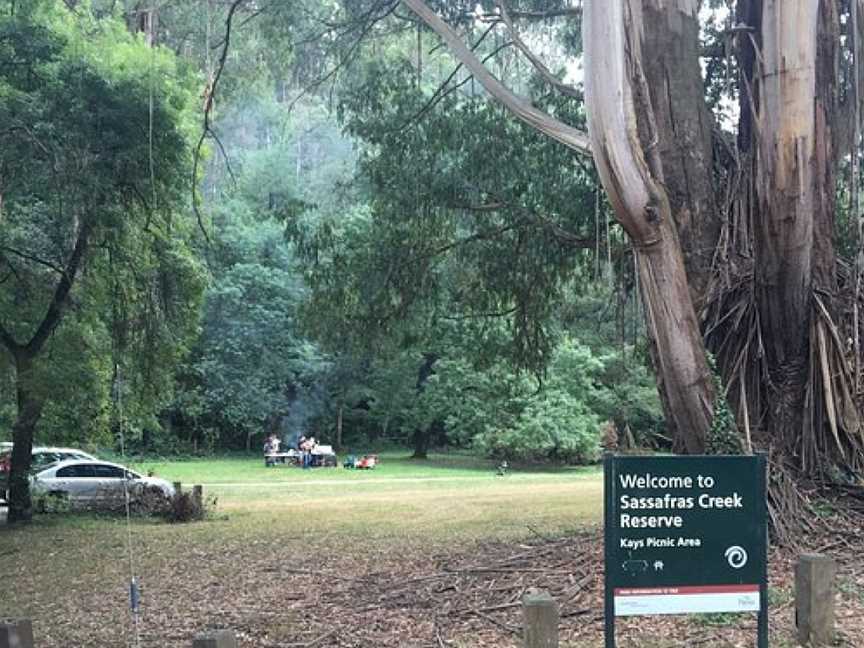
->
32, 459, 175, 510
2, 446, 98, 503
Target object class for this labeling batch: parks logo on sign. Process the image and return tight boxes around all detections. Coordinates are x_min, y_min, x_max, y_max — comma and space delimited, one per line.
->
603, 454, 768, 646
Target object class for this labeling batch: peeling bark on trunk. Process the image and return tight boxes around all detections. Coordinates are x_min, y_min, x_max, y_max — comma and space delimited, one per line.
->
639, 0, 719, 304
706, 0, 862, 477
584, 0, 714, 453
753, 1, 820, 446
747, 1, 854, 465
736, 0, 763, 152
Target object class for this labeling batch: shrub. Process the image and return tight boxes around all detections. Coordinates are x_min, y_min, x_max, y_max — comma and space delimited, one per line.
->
162, 489, 216, 523
475, 389, 602, 463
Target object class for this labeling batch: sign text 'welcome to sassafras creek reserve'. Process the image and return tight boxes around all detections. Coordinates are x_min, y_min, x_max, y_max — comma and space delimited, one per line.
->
603, 454, 768, 648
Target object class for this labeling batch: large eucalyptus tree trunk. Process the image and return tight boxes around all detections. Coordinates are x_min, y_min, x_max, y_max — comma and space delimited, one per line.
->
752, 1, 827, 451
736, 0, 861, 472
583, 0, 715, 453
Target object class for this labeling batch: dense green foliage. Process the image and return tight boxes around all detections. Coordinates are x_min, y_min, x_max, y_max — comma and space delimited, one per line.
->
1, 0, 664, 467
0, 1, 204, 444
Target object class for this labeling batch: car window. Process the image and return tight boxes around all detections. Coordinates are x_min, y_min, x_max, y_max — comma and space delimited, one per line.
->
92, 465, 125, 478
32, 452, 61, 468
56, 464, 97, 478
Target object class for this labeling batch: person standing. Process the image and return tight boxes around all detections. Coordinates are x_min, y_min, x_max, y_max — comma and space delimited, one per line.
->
263, 434, 274, 467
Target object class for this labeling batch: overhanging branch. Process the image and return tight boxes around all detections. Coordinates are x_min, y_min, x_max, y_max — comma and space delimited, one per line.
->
0, 246, 64, 274
192, 0, 246, 243
395, 23, 508, 131
496, 0, 581, 100
401, 0, 592, 157
287, 1, 400, 113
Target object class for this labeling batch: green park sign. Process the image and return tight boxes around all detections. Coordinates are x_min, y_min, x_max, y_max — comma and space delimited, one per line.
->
603, 454, 767, 647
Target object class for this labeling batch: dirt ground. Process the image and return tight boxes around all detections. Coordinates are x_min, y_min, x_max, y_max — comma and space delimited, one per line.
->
5, 521, 863, 648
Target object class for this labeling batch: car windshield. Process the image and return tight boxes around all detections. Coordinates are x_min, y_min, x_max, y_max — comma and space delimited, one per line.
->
32, 453, 65, 468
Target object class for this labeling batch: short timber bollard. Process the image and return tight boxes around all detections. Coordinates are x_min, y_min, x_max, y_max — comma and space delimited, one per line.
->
522, 589, 558, 648
173, 481, 182, 495
193, 484, 203, 510
795, 553, 836, 646
192, 630, 237, 648
0, 619, 34, 648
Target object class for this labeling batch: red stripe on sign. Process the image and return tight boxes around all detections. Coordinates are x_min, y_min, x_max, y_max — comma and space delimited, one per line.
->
614, 584, 759, 597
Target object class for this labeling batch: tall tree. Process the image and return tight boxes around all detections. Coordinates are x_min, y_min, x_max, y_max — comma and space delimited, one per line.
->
0, 2, 202, 522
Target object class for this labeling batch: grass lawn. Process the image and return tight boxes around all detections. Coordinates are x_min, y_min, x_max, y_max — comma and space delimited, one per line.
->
1, 453, 607, 648
134, 450, 595, 482
5, 454, 854, 647
130, 451, 603, 542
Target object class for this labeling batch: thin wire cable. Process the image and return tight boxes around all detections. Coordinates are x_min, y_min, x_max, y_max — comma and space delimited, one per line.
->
853, 0, 862, 391
121, 9, 159, 644
116, 363, 141, 648
149, 7, 157, 217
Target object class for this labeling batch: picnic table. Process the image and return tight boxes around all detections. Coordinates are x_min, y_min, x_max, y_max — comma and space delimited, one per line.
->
265, 448, 337, 468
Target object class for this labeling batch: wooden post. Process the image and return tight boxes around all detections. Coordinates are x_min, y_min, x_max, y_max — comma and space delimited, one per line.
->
0, 619, 34, 648
173, 482, 182, 495
522, 589, 558, 648
192, 630, 237, 648
193, 485, 203, 510
795, 554, 836, 646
